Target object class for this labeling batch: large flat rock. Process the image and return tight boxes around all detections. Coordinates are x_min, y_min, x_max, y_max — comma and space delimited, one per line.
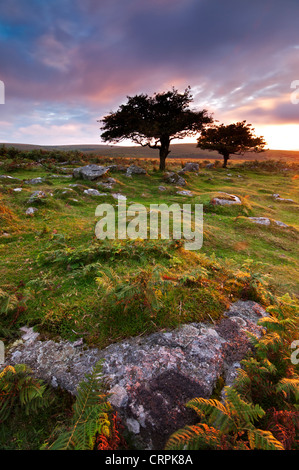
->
5, 300, 267, 450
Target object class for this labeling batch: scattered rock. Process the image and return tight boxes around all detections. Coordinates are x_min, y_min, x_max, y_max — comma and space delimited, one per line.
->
274, 220, 289, 228
112, 193, 126, 200
73, 164, 110, 181
272, 194, 295, 203
176, 190, 194, 196
205, 163, 214, 169
13, 188, 22, 192
163, 172, 186, 187
249, 217, 289, 228
107, 164, 127, 173
25, 207, 38, 216
97, 177, 117, 189
50, 174, 72, 179
0, 175, 21, 182
83, 189, 107, 197
27, 191, 47, 204
249, 217, 271, 226
180, 162, 200, 172
24, 177, 44, 184
211, 193, 242, 205
158, 186, 167, 192
5, 300, 267, 450
126, 165, 147, 177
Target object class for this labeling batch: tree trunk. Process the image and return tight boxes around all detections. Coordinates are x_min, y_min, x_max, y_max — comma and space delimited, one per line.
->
222, 151, 230, 168
159, 136, 170, 171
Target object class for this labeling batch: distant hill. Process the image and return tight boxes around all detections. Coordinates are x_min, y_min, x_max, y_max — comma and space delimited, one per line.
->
1, 142, 299, 162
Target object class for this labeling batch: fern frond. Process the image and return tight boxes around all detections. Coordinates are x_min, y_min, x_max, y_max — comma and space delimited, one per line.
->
276, 378, 299, 401
256, 332, 283, 355
248, 429, 284, 450
0, 288, 18, 314
48, 361, 112, 450
165, 423, 222, 450
186, 396, 234, 433
224, 387, 265, 426
258, 316, 298, 334
0, 364, 49, 421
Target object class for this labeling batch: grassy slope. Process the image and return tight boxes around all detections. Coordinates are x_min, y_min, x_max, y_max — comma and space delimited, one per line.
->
0, 155, 298, 349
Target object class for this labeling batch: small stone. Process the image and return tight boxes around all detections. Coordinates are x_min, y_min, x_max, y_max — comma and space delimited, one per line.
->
163, 172, 186, 186
26, 207, 38, 216
249, 217, 270, 225
176, 190, 193, 196
28, 190, 47, 203
211, 193, 242, 205
272, 194, 294, 203
181, 162, 200, 172
126, 165, 147, 177
24, 177, 44, 184
83, 189, 107, 196
112, 193, 126, 200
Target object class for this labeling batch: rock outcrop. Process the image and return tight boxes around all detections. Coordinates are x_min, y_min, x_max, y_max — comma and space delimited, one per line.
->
5, 300, 267, 450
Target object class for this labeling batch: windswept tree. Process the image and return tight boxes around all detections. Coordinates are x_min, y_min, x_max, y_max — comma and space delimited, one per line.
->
197, 121, 267, 168
99, 87, 213, 171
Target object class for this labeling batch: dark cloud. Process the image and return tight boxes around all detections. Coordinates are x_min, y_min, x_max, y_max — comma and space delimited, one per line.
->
0, 0, 298, 146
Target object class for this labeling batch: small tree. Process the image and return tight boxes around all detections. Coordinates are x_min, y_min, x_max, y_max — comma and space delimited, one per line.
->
197, 121, 266, 168
99, 87, 213, 171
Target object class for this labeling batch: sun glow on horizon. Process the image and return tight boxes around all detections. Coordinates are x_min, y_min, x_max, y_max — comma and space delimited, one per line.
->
255, 124, 299, 151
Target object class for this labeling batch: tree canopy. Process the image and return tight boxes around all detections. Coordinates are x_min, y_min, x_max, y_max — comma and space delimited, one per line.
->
196, 121, 267, 167
99, 87, 213, 170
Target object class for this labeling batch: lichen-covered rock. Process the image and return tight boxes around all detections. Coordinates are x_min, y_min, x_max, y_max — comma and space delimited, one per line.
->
73, 164, 110, 181
83, 188, 107, 197
27, 190, 47, 204
180, 162, 200, 172
126, 165, 147, 177
211, 193, 242, 205
25, 207, 38, 216
176, 190, 193, 196
249, 217, 271, 225
249, 217, 289, 228
163, 172, 186, 187
272, 194, 294, 203
97, 177, 117, 189
5, 300, 266, 450
24, 177, 44, 184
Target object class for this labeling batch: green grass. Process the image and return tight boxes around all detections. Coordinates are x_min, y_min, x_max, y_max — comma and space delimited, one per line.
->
1, 155, 299, 349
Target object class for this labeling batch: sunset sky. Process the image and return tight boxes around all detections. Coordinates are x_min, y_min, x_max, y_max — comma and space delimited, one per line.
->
0, 0, 298, 150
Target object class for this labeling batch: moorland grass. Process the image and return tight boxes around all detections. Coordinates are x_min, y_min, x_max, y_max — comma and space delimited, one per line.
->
0, 153, 298, 348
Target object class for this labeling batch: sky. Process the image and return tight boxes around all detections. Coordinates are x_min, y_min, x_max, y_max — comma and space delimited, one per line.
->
0, 0, 299, 150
